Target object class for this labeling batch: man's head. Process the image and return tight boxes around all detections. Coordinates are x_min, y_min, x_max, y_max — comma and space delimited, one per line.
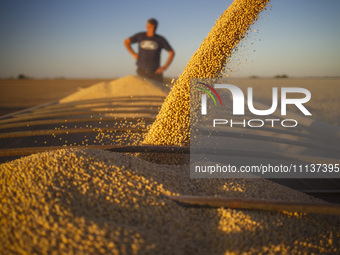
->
146, 18, 158, 34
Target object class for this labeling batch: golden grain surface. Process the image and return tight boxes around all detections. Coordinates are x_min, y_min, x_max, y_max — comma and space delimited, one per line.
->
1, 149, 339, 254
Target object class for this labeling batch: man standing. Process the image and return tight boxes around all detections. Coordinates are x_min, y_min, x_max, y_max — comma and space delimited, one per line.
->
124, 18, 175, 82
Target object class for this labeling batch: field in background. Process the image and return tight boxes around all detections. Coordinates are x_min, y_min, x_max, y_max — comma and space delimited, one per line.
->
0, 79, 111, 116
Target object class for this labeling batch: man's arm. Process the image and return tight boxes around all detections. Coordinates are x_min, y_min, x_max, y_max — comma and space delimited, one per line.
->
124, 38, 138, 60
155, 50, 175, 74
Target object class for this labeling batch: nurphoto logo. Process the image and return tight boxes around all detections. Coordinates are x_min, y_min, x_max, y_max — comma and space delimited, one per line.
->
199, 82, 312, 128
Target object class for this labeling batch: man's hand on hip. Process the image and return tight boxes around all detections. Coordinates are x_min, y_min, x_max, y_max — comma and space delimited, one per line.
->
155, 67, 166, 74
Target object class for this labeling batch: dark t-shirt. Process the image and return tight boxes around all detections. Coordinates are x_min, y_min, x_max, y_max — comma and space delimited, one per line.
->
129, 32, 173, 72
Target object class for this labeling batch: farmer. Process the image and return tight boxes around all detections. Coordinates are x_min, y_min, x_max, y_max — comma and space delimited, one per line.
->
124, 18, 175, 82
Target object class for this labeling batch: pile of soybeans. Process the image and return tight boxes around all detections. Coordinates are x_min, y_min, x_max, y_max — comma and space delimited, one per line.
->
60, 75, 167, 103
1, 149, 339, 254
1, 0, 340, 254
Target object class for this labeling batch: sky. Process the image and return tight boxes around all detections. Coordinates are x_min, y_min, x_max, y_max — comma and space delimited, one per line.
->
1, 0, 339, 79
